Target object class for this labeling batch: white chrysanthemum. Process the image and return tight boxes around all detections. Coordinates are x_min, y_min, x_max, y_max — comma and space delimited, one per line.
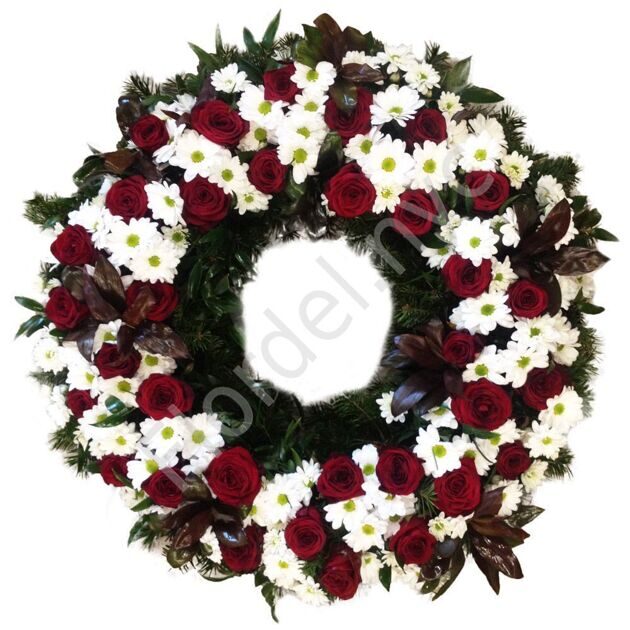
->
420, 244, 452, 269
538, 387, 583, 432
423, 403, 458, 429
181, 452, 214, 477
68, 200, 113, 248
200, 527, 223, 564
373, 182, 404, 214
352, 444, 379, 479
414, 425, 462, 477
127, 239, 181, 283
180, 412, 224, 460
376, 391, 406, 424
46, 385, 71, 427
66, 354, 100, 395
360, 552, 382, 585
366, 487, 416, 522
277, 136, 319, 184
292, 61, 336, 92
127, 453, 179, 490
497, 207, 521, 248
207, 153, 250, 195
277, 109, 328, 146
98, 376, 139, 407
463, 344, 508, 385
542, 202, 578, 249
429, 513, 468, 542
450, 291, 514, 335
446, 119, 469, 147
557, 273, 595, 310
92, 320, 122, 356
404, 61, 440, 95
293, 577, 329, 605
521, 459, 548, 492
524, 421, 567, 459
490, 256, 518, 293
370, 84, 424, 127
438, 209, 462, 243
105, 217, 160, 267
344, 128, 385, 166
488, 480, 523, 517
342, 50, 380, 68
453, 435, 498, 475
363, 137, 415, 186
324, 497, 369, 530
535, 174, 567, 210
437, 91, 464, 118
469, 114, 507, 147
33, 335, 66, 373
252, 475, 306, 527
551, 316, 581, 366
264, 547, 305, 589
376, 44, 417, 73
153, 119, 186, 164
499, 341, 549, 388
238, 123, 271, 151
411, 140, 457, 192
235, 186, 271, 215
169, 129, 223, 181
90, 423, 141, 458
162, 224, 189, 253
211, 63, 250, 93
290, 90, 329, 115
136, 351, 176, 379
501, 151, 532, 189
511, 314, 561, 353
140, 417, 184, 457
344, 515, 387, 552
451, 217, 499, 266
458, 130, 503, 172
238, 85, 286, 130
145, 181, 184, 226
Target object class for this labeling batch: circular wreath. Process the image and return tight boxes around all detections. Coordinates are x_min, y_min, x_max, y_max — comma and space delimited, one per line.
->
18, 12, 614, 616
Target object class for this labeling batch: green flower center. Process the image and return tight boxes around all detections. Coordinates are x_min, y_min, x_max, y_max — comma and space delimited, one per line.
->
554, 403, 565, 415
297, 126, 310, 139
172, 231, 185, 243
363, 464, 375, 475
192, 430, 205, 444
469, 236, 481, 248
480, 304, 495, 316
258, 101, 272, 115
362, 524, 375, 536
146, 460, 159, 474
144, 355, 159, 367
277, 493, 289, 506
381, 157, 396, 172
244, 193, 254, 203
164, 196, 176, 208
191, 150, 205, 163
161, 427, 174, 440
389, 106, 403, 115
475, 364, 489, 377
148, 255, 161, 267
117, 380, 132, 393
222, 169, 234, 182
542, 437, 553, 445
304, 101, 318, 112
306, 69, 319, 82
126, 234, 140, 248
432, 444, 447, 458
360, 139, 373, 154
343, 500, 356, 513
530, 327, 541, 337
423, 159, 437, 174
254, 127, 267, 142
104, 332, 116, 342
293, 147, 308, 164
116, 436, 127, 446
517, 356, 531, 369
495, 273, 504, 282
474, 148, 488, 162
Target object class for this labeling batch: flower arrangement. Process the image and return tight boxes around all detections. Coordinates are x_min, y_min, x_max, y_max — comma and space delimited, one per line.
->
17, 12, 614, 617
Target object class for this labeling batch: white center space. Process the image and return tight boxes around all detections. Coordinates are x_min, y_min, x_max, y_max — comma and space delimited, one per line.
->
241, 239, 393, 404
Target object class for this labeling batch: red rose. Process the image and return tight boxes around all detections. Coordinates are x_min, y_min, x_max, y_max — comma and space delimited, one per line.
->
94, 343, 141, 379
319, 546, 362, 600
442, 331, 483, 368
221, 524, 264, 573
496, 441, 532, 480
263, 63, 300, 103
190, 100, 249, 147
126, 281, 178, 322
129, 114, 169, 154
508, 279, 549, 318
317, 455, 364, 501
393, 189, 438, 236
284, 507, 327, 561
204, 447, 261, 507
136, 374, 194, 419
143, 468, 185, 508
180, 176, 231, 232
434, 458, 482, 517
451, 379, 512, 431
105, 175, 149, 222
388, 517, 436, 565
66, 389, 97, 418
50, 225, 95, 266
248, 148, 288, 194
519, 366, 570, 411
465, 171, 511, 212
405, 108, 447, 148
44, 287, 89, 331
324, 163, 375, 218
442, 255, 492, 298
99, 455, 131, 487
376, 448, 424, 495
324, 87, 373, 142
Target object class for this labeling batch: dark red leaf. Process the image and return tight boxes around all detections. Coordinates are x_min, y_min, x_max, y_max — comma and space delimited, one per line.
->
61, 266, 85, 301
93, 253, 126, 312
443, 367, 464, 396
103, 149, 138, 175
134, 322, 190, 359
116, 324, 137, 357
211, 503, 248, 548
82, 269, 120, 322
391, 371, 442, 417
471, 546, 501, 594
471, 533, 524, 580
116, 94, 145, 137
340, 63, 384, 83
474, 487, 505, 518
182, 474, 212, 502
123, 285, 157, 328
172, 508, 214, 550
330, 79, 358, 111
547, 246, 610, 276
395, 334, 444, 370
518, 199, 572, 256
64, 320, 99, 361
469, 517, 529, 546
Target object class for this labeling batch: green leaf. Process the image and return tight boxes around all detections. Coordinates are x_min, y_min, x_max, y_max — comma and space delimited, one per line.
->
189, 42, 217, 71
461, 425, 500, 440
262, 10, 281, 49
15, 296, 44, 312
104, 396, 126, 415
443, 57, 471, 93
90, 408, 133, 428
379, 565, 392, 591
186, 260, 205, 300
578, 302, 605, 315
131, 497, 154, 512
243, 27, 260, 54
460, 85, 504, 103
215, 24, 223, 52
15, 314, 48, 338
591, 227, 618, 242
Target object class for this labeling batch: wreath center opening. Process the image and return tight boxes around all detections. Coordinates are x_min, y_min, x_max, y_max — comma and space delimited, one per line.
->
241, 238, 393, 404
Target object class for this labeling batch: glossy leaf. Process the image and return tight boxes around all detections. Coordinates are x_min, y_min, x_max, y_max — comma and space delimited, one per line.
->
394, 333, 443, 370
123, 284, 156, 327
433, 545, 466, 600
15, 314, 48, 338
391, 371, 442, 417
471, 534, 524, 579
548, 246, 610, 276
15, 296, 44, 312
64, 321, 99, 361
166, 546, 196, 569
262, 10, 281, 48
471, 546, 501, 594
340, 63, 384, 83
93, 253, 126, 312
460, 85, 504, 103
134, 322, 190, 359
443, 57, 471, 93
474, 487, 505, 518
519, 199, 571, 256
61, 266, 85, 301
172, 508, 214, 550
82, 269, 120, 322
506, 505, 544, 528
330, 79, 358, 111
469, 517, 529, 546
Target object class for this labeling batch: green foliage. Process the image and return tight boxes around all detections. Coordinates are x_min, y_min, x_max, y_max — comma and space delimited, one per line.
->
545, 448, 574, 479
24, 193, 77, 228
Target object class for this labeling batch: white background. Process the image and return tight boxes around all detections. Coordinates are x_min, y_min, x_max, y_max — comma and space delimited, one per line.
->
1, 1, 629, 627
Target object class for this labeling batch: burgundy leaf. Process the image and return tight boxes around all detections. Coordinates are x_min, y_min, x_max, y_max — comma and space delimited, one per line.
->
469, 517, 529, 546
547, 246, 610, 276
474, 487, 505, 518
395, 334, 444, 370
342, 26, 370, 52
103, 149, 138, 175
172, 508, 214, 550
159, 503, 207, 533
330, 79, 358, 111
471, 545, 501, 594
211, 503, 248, 548
82, 269, 120, 322
123, 284, 157, 328
391, 371, 441, 417
314, 13, 345, 65
134, 322, 190, 359
93, 253, 126, 312
116, 324, 137, 357
340, 63, 384, 83
61, 266, 85, 301
64, 320, 99, 361
133, 153, 162, 182
471, 533, 524, 580
415, 384, 448, 416
116, 94, 145, 136
380, 349, 414, 370
512, 198, 538, 237
518, 199, 572, 256
181, 474, 212, 502
196, 74, 217, 106
443, 367, 464, 397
